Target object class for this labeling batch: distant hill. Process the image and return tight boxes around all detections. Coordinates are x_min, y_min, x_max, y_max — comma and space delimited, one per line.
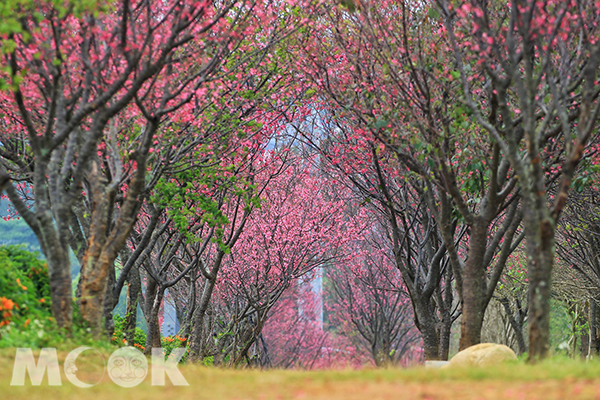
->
0, 216, 42, 253
0, 199, 80, 277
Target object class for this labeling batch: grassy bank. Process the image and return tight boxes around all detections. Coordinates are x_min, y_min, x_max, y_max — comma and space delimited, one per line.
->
1, 349, 599, 399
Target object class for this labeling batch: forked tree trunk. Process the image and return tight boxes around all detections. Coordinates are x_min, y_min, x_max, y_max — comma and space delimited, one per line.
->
80, 138, 152, 335
231, 316, 267, 366
188, 250, 232, 362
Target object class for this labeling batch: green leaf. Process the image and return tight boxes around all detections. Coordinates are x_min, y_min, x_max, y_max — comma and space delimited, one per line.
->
428, 7, 440, 20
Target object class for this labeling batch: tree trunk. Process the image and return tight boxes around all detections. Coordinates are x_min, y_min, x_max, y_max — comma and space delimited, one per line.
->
438, 263, 455, 361
103, 262, 116, 337
438, 304, 453, 361
525, 215, 555, 361
79, 169, 112, 334
188, 277, 217, 361
80, 254, 113, 335
231, 316, 267, 366
439, 323, 451, 360
144, 285, 165, 354
459, 222, 488, 350
46, 243, 73, 331
124, 268, 141, 345
414, 301, 440, 360
177, 278, 197, 338
579, 302, 590, 359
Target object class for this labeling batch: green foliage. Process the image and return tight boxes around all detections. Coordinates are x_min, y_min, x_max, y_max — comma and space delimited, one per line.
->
571, 160, 600, 192
112, 315, 191, 363
160, 334, 189, 361
0, 245, 51, 333
151, 144, 260, 252
0, 245, 113, 350
112, 314, 147, 352
549, 299, 572, 354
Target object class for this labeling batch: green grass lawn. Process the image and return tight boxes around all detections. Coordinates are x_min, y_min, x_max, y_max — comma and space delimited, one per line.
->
2, 349, 600, 399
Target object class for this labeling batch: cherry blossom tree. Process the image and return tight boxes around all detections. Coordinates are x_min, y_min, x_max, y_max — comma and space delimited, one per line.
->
327, 228, 422, 366
291, 0, 534, 354
290, 112, 468, 359
0, 0, 308, 333
436, 0, 600, 359
169, 151, 360, 364
261, 283, 365, 369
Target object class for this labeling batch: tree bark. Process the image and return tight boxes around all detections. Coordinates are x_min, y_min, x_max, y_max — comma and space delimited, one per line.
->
579, 302, 590, 359
124, 267, 141, 345
79, 163, 113, 334
439, 319, 452, 360
459, 221, 487, 350
188, 277, 217, 361
437, 271, 454, 361
143, 279, 164, 354
103, 262, 117, 337
420, 314, 441, 361
46, 243, 73, 331
525, 214, 555, 361
410, 295, 442, 360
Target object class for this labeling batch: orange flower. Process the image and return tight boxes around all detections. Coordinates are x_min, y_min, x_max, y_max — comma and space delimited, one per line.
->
0, 297, 10, 310
39, 298, 46, 303
24, 319, 30, 328
122, 338, 127, 344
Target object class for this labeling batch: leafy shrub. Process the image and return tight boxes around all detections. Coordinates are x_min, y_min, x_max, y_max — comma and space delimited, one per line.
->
0, 246, 51, 325
112, 314, 147, 350
0, 245, 55, 347
112, 314, 190, 362
160, 334, 189, 361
